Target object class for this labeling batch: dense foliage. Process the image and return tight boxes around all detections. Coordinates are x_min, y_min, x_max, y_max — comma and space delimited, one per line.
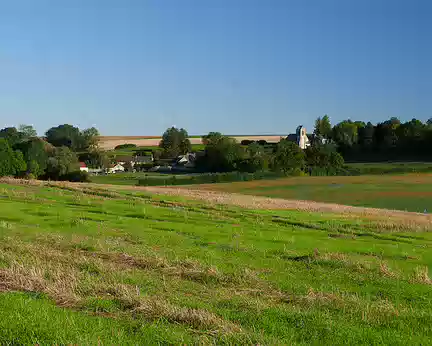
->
0, 123, 98, 181
159, 127, 191, 158
114, 143, 137, 150
271, 140, 305, 175
0, 139, 27, 176
323, 117, 432, 161
3, 115, 432, 182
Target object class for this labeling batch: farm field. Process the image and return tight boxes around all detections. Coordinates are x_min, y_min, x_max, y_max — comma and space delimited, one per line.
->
0, 181, 431, 344
99, 135, 283, 150
109, 143, 206, 157
191, 173, 432, 213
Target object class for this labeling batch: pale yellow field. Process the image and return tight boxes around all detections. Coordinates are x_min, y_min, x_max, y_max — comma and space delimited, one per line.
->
98, 135, 283, 150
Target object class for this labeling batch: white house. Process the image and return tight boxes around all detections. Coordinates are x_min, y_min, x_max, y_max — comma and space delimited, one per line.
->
108, 163, 125, 174
79, 162, 89, 172
176, 153, 197, 168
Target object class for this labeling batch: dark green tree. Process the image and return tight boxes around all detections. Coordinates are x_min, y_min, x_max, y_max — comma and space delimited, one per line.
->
14, 138, 48, 177
305, 142, 344, 169
80, 127, 100, 151
199, 133, 244, 172
314, 115, 332, 139
0, 127, 23, 146
202, 132, 224, 145
45, 124, 82, 150
332, 120, 359, 151
358, 122, 375, 149
80, 149, 109, 168
159, 127, 191, 157
0, 138, 26, 176
18, 124, 37, 139
238, 142, 268, 172
374, 117, 400, 151
45, 146, 79, 179
271, 140, 305, 175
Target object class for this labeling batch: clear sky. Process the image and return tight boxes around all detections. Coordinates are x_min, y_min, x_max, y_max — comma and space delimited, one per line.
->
0, 0, 431, 136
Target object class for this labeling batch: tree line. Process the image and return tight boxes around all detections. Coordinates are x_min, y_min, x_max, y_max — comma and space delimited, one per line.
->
157, 115, 432, 175
2, 115, 430, 181
157, 127, 345, 175
315, 115, 432, 161
0, 124, 102, 181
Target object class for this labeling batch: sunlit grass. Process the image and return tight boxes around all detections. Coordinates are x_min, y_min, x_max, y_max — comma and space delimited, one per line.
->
0, 182, 431, 344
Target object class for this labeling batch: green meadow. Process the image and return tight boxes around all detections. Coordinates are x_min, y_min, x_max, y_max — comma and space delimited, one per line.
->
0, 182, 431, 344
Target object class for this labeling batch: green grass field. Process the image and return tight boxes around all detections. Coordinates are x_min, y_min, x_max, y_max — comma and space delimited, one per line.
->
0, 182, 431, 344
197, 173, 432, 213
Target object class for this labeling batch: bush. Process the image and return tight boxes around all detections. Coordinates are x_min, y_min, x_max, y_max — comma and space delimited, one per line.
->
241, 140, 254, 146
271, 140, 305, 174
114, 143, 137, 150
137, 171, 282, 187
0, 139, 27, 177
134, 163, 154, 171
61, 171, 90, 182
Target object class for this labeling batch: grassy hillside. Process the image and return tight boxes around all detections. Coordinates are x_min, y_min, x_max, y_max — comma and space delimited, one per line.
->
194, 173, 432, 213
0, 182, 431, 344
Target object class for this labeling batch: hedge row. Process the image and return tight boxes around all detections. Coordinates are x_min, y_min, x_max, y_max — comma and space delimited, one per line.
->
137, 171, 283, 186
137, 164, 432, 186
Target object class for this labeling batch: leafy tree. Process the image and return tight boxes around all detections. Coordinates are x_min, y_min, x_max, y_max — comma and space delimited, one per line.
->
0, 127, 23, 146
79, 149, 108, 168
14, 138, 48, 177
18, 124, 37, 139
0, 138, 26, 176
238, 143, 268, 172
374, 117, 400, 151
271, 140, 305, 175
202, 132, 224, 146
45, 124, 82, 150
397, 119, 424, 145
45, 146, 79, 179
159, 127, 191, 157
199, 133, 244, 172
80, 127, 100, 151
358, 122, 374, 149
12, 150, 27, 175
332, 120, 359, 149
305, 142, 344, 169
314, 115, 332, 139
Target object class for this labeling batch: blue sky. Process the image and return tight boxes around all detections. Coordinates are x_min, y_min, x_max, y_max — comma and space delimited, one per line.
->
0, 0, 431, 136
